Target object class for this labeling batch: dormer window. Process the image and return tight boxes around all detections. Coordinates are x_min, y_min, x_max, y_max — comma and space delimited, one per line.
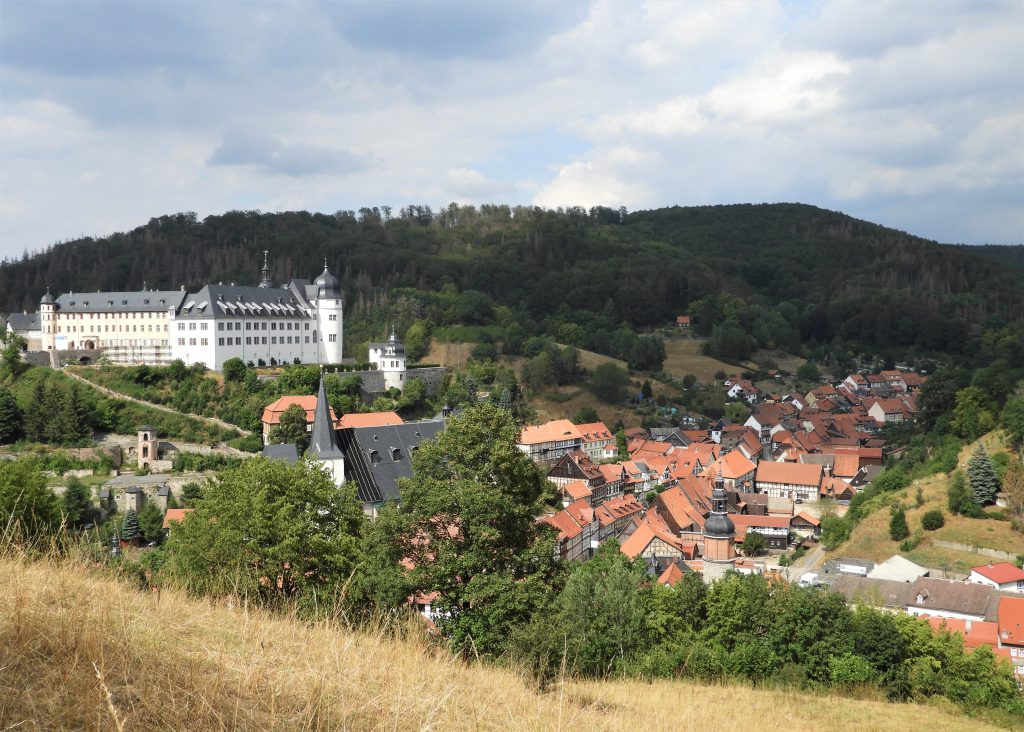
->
369, 450, 380, 465
391, 448, 401, 462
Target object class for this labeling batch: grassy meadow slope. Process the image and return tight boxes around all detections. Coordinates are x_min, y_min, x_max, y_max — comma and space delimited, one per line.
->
0, 553, 1002, 732
832, 431, 1024, 572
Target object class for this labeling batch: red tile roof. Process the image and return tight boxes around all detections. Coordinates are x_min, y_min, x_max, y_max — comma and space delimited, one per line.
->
972, 562, 1024, 585
926, 617, 999, 649
262, 395, 338, 426
658, 561, 686, 586
755, 461, 823, 487
563, 480, 592, 501
162, 508, 194, 529
520, 419, 581, 445
594, 494, 644, 527
575, 422, 613, 443
337, 411, 403, 429
998, 596, 1024, 646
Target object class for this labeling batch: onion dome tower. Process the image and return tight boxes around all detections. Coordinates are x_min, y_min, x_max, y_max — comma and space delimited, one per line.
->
314, 258, 343, 365
702, 475, 736, 583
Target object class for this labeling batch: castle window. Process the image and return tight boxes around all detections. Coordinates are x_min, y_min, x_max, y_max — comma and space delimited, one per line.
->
218, 322, 224, 331
329, 334, 337, 342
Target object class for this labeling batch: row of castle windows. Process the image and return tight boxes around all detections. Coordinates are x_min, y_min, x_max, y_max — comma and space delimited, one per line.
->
51, 324, 167, 334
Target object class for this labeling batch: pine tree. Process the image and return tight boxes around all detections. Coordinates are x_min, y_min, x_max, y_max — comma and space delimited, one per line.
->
967, 444, 1000, 506
497, 387, 512, 411
62, 384, 91, 443
137, 500, 166, 545
121, 508, 141, 543
0, 387, 22, 444
889, 507, 910, 541
62, 477, 92, 528
23, 380, 46, 442
42, 382, 66, 444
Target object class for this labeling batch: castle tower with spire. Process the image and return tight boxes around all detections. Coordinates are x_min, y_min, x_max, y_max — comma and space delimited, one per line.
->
368, 326, 407, 392
307, 375, 345, 486
702, 475, 737, 583
313, 259, 344, 365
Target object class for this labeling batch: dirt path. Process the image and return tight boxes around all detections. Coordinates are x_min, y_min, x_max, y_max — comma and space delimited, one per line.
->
62, 370, 251, 437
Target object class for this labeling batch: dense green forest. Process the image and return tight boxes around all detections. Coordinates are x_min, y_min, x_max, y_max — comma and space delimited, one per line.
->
1, 204, 1021, 363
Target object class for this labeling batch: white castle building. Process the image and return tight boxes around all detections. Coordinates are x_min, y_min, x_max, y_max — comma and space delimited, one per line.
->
368, 327, 408, 392
37, 285, 186, 364
22, 253, 344, 370
169, 253, 344, 370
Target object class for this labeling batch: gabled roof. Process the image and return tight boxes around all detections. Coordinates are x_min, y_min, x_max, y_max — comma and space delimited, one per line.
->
55, 289, 186, 313
926, 617, 1000, 649
793, 511, 820, 526
756, 461, 822, 487
714, 450, 756, 480
575, 422, 613, 443
6, 312, 40, 331
907, 577, 1000, 620
262, 395, 338, 426
337, 411, 403, 429
594, 494, 644, 527
308, 377, 344, 460
867, 555, 929, 583
563, 480, 593, 501
519, 419, 581, 445
971, 562, 1024, 585
337, 420, 445, 504
998, 596, 1024, 646
261, 443, 299, 464
162, 508, 194, 529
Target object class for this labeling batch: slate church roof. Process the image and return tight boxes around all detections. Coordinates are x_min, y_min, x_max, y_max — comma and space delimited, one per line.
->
308, 376, 344, 460
338, 420, 445, 504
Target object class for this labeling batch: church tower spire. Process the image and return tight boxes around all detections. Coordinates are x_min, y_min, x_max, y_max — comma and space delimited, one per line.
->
258, 249, 272, 288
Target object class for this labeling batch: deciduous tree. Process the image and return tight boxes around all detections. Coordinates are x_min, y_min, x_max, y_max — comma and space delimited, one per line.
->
396, 403, 562, 656
165, 458, 363, 611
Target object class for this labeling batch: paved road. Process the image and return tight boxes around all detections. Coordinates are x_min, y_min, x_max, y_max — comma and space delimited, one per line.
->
62, 369, 252, 437
783, 543, 827, 582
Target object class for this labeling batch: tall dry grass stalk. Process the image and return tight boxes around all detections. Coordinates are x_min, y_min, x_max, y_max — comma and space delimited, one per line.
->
0, 543, 1006, 731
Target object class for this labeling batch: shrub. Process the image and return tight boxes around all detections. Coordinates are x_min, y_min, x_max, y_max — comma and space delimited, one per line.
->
921, 510, 945, 531
889, 508, 909, 541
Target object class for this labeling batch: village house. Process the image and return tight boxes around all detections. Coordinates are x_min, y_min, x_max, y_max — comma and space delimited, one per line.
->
731, 513, 791, 551
755, 461, 823, 502
619, 511, 698, 563
707, 450, 757, 492
594, 494, 645, 542
574, 421, 617, 461
675, 315, 691, 329
557, 479, 593, 507
518, 419, 583, 463
905, 577, 1002, 622
997, 597, 1024, 685
724, 377, 759, 403
540, 499, 598, 562
790, 511, 821, 539
865, 395, 919, 425
261, 395, 340, 444
969, 563, 1024, 594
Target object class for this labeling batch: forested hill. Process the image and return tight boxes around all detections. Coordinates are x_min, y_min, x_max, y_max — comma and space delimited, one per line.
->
1, 203, 1021, 360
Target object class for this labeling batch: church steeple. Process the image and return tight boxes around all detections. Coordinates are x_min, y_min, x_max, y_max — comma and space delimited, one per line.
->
307, 375, 344, 460
258, 250, 272, 288
702, 474, 736, 582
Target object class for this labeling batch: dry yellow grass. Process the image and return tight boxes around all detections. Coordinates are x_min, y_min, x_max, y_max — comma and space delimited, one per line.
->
0, 552, 1002, 731
662, 337, 747, 382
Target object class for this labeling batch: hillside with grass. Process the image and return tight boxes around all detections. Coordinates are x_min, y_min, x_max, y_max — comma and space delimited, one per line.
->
829, 431, 1024, 573
0, 551, 1005, 732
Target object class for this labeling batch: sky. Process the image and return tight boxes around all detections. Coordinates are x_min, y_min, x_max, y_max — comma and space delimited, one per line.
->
0, 0, 1022, 259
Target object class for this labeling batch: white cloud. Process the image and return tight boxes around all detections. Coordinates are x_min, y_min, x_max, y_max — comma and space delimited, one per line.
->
0, 0, 1021, 257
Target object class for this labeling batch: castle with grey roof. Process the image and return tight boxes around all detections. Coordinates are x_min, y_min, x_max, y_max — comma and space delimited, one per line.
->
12, 252, 346, 371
